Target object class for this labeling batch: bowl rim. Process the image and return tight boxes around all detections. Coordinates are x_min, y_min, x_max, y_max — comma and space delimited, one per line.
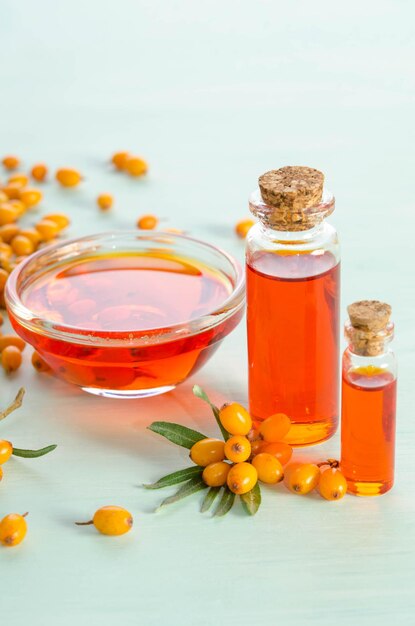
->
5, 230, 246, 347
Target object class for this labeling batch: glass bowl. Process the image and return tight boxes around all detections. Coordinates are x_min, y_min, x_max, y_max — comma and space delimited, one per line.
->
5, 231, 245, 398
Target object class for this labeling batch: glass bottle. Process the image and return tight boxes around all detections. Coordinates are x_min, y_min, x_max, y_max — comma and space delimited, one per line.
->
340, 300, 397, 495
246, 166, 340, 446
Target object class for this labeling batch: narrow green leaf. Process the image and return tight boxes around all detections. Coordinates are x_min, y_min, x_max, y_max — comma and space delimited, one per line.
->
213, 487, 235, 517
12, 444, 57, 458
144, 466, 202, 489
156, 476, 208, 511
240, 482, 262, 516
148, 421, 207, 449
192, 385, 229, 441
200, 487, 221, 513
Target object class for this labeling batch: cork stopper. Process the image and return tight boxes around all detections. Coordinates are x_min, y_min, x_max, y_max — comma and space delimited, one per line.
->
251, 166, 334, 231
346, 300, 393, 356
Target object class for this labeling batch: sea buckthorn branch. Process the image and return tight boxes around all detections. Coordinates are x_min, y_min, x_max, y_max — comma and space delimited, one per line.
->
0, 388, 25, 421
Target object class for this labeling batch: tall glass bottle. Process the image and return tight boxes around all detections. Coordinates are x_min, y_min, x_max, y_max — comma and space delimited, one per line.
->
246, 166, 340, 446
341, 300, 397, 495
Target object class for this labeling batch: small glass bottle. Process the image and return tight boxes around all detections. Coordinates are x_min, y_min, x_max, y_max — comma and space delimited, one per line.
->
340, 300, 397, 496
246, 166, 340, 446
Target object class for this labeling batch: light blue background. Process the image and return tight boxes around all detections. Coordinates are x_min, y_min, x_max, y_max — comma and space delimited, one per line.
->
1, 2, 414, 625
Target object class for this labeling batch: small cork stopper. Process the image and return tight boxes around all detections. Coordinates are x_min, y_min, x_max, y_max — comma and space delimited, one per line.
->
255, 166, 328, 231
347, 300, 393, 356
259, 166, 324, 210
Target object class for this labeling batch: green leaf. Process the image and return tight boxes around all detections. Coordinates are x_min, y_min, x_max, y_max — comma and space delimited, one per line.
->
240, 482, 262, 516
200, 487, 221, 513
144, 466, 202, 489
12, 444, 57, 458
213, 487, 235, 517
156, 476, 208, 511
192, 385, 229, 441
148, 421, 207, 449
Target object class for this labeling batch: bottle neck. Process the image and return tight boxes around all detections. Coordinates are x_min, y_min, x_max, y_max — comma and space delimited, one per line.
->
345, 322, 394, 357
258, 221, 326, 244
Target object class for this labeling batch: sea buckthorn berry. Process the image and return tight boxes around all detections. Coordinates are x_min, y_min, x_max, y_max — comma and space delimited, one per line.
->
284, 463, 320, 495
43, 213, 70, 230
19, 228, 42, 247
97, 193, 113, 211
319, 468, 347, 501
1, 345, 23, 373
259, 413, 291, 443
9, 199, 26, 217
2, 156, 20, 170
111, 151, 129, 170
31, 163, 48, 182
1, 184, 21, 200
0, 268, 9, 290
235, 219, 255, 239
56, 168, 82, 187
76, 506, 133, 536
8, 173, 29, 187
19, 188, 42, 208
0, 191, 8, 203
0, 513, 28, 546
125, 156, 148, 177
11, 235, 35, 257
202, 461, 230, 487
224, 435, 251, 463
0, 335, 26, 352
190, 438, 225, 467
31, 350, 51, 373
137, 214, 158, 230
252, 453, 284, 484
261, 441, 293, 466
227, 462, 258, 495
219, 402, 252, 436
250, 439, 265, 456
0, 243, 13, 260
36, 219, 60, 241
0, 203, 19, 225
0, 440, 13, 465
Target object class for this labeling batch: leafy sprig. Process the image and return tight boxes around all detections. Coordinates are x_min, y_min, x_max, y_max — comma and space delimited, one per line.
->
145, 385, 261, 517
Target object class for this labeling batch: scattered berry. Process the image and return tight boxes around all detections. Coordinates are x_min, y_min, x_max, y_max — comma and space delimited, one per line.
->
125, 156, 148, 177
318, 467, 347, 501
36, 219, 60, 241
252, 453, 284, 484
202, 461, 230, 487
97, 193, 113, 211
0, 335, 26, 352
0, 440, 13, 465
219, 402, 252, 436
76, 506, 133, 536
19, 188, 42, 208
111, 151, 129, 170
31, 351, 51, 373
8, 173, 29, 187
227, 462, 258, 495
2, 156, 20, 171
137, 214, 158, 230
11, 235, 35, 257
284, 463, 320, 495
260, 441, 293, 466
31, 163, 48, 182
235, 219, 254, 239
1, 345, 23, 373
56, 168, 82, 187
43, 213, 70, 230
0, 513, 28, 547
259, 413, 291, 443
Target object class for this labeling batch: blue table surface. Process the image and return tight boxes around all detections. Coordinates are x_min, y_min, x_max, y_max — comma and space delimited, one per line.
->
1, 1, 414, 625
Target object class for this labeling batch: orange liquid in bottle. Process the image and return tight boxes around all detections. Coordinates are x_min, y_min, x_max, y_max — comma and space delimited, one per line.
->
10, 252, 239, 396
247, 251, 340, 445
341, 366, 397, 495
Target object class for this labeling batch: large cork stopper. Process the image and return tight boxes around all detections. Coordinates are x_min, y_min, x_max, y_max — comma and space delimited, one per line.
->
254, 166, 330, 231
346, 300, 393, 356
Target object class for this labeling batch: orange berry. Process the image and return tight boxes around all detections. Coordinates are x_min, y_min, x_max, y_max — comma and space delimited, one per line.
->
76, 506, 133, 536
31, 163, 48, 182
202, 461, 230, 487
224, 435, 251, 463
0, 224, 19, 243
9, 199, 26, 217
318, 468, 347, 501
8, 173, 29, 187
252, 453, 284, 484
0, 513, 28, 547
0, 203, 19, 225
111, 151, 129, 170
43, 213, 70, 230
219, 402, 252, 436
2, 156, 20, 170
137, 214, 158, 230
0, 191, 8, 203
19, 187, 42, 208
11, 235, 35, 257
235, 219, 255, 239
0, 243, 13, 261
284, 463, 320, 495
97, 194, 113, 211
250, 439, 265, 456
0, 440, 13, 465
259, 413, 291, 443
0, 335, 26, 352
227, 462, 258, 495
31, 350, 51, 373
1, 184, 21, 200
1, 345, 23, 373
56, 168, 82, 187
125, 156, 148, 177
19, 228, 42, 247
260, 441, 293, 466
190, 438, 225, 467
36, 219, 60, 241
0, 268, 9, 290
